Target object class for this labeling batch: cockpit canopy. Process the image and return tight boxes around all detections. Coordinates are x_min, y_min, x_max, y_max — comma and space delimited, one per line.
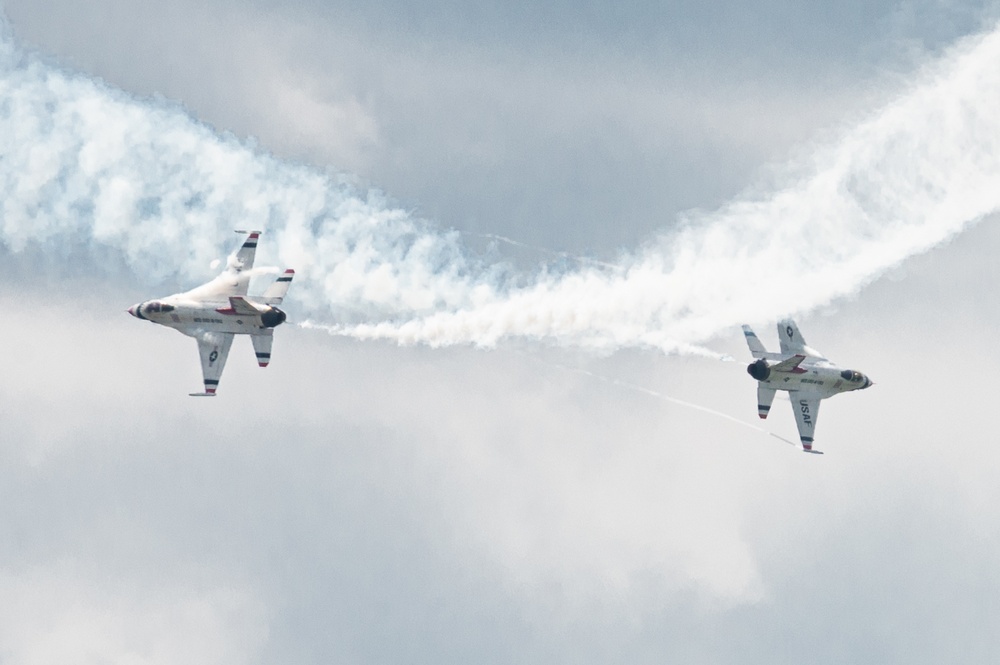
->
143, 301, 175, 314
840, 369, 865, 383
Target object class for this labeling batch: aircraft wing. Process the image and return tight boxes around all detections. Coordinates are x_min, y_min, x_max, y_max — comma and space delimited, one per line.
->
777, 319, 825, 359
790, 392, 822, 453
191, 331, 234, 396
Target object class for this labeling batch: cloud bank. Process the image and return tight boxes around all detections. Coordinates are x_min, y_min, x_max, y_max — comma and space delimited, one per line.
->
2, 16, 999, 354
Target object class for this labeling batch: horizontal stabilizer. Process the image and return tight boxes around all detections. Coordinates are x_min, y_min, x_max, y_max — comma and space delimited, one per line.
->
260, 269, 295, 305
188, 392, 218, 397
757, 385, 776, 419
803, 448, 824, 455
251, 330, 274, 367
742, 325, 767, 359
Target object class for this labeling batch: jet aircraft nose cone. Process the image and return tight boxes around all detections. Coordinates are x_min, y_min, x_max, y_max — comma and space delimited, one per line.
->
127, 304, 139, 317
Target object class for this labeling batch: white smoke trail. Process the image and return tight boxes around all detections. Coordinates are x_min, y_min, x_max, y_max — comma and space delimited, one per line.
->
2, 17, 999, 354
0, 17, 499, 324
335, 25, 1000, 351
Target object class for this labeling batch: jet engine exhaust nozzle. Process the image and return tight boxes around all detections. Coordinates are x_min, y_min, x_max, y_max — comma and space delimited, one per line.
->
261, 307, 286, 328
747, 359, 770, 381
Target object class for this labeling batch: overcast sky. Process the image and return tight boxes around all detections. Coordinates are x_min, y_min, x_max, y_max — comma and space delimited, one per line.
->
3, 1, 1000, 663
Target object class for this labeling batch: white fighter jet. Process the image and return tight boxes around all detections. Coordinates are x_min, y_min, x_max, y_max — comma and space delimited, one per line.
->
742, 319, 872, 454
127, 231, 294, 396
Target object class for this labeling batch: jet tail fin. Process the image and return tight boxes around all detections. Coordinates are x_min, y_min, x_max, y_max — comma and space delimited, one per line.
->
260, 269, 295, 305
742, 325, 768, 359
232, 230, 263, 272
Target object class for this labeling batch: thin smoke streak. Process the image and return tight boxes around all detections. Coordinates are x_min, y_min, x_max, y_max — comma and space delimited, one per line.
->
476, 233, 624, 272
557, 363, 801, 449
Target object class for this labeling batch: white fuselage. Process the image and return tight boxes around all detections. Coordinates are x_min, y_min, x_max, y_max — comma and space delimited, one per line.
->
749, 355, 871, 398
128, 296, 269, 337
127, 269, 286, 338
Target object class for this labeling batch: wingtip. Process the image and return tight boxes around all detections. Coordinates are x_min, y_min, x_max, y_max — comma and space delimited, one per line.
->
801, 438, 823, 454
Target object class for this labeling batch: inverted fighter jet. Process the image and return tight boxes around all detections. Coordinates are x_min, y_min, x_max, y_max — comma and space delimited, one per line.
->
128, 231, 294, 396
742, 319, 871, 454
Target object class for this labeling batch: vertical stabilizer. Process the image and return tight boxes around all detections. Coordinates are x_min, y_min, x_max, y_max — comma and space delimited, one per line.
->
233, 230, 263, 272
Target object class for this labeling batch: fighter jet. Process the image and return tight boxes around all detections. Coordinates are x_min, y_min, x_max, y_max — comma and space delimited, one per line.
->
742, 319, 872, 454
128, 230, 294, 396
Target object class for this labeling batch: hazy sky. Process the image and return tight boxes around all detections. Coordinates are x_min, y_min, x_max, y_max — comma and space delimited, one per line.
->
3, 1, 1000, 663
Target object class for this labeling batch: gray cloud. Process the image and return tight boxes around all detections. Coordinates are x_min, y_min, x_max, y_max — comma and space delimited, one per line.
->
3, 1, 1000, 663
5, 221, 1000, 663
9, 0, 992, 254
